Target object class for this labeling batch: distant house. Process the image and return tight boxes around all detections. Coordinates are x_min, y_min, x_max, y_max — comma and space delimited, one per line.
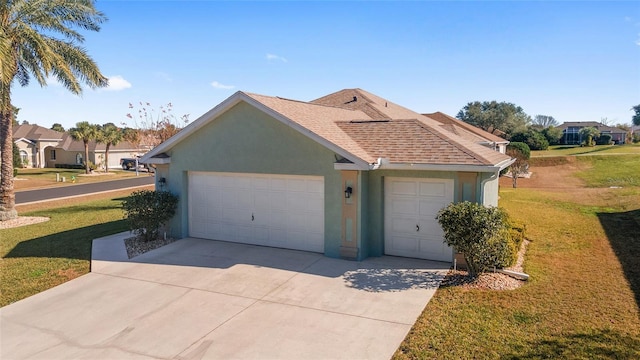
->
557, 122, 627, 145
424, 111, 509, 154
12, 124, 145, 169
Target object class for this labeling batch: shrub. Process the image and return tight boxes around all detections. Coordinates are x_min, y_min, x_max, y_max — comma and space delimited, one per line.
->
541, 126, 563, 145
87, 160, 97, 172
596, 133, 612, 145
13, 168, 18, 178
12, 143, 21, 168
506, 142, 531, 160
54, 164, 85, 169
510, 129, 549, 150
437, 201, 521, 277
122, 190, 179, 242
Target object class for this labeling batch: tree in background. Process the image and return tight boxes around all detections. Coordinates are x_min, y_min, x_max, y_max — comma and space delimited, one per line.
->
509, 129, 549, 150
632, 104, 640, 126
532, 115, 558, 128
541, 126, 563, 145
125, 101, 189, 148
51, 123, 65, 132
69, 122, 99, 174
506, 142, 530, 189
579, 126, 600, 147
0, 0, 107, 221
11, 106, 20, 126
98, 123, 123, 173
457, 101, 530, 137
600, 117, 612, 126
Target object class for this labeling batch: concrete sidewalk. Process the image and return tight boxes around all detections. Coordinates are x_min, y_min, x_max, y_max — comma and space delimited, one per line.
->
1, 234, 449, 360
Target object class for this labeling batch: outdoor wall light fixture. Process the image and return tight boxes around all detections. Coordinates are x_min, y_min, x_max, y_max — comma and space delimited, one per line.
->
345, 186, 353, 199
159, 177, 166, 185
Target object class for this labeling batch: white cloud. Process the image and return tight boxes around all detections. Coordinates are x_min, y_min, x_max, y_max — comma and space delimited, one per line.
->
266, 53, 288, 63
210, 81, 235, 90
105, 75, 132, 91
636, 34, 640, 46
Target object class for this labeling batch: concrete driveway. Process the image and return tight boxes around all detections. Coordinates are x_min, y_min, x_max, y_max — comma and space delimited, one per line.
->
1, 234, 449, 360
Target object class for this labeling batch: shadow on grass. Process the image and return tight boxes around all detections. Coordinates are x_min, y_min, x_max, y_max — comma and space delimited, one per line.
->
4, 220, 127, 261
502, 329, 640, 359
597, 209, 640, 309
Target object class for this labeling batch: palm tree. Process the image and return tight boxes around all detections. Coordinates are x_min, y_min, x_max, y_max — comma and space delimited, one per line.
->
0, 0, 108, 221
99, 123, 123, 173
69, 122, 98, 174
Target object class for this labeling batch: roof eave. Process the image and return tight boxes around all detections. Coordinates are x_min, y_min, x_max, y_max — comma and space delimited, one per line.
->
377, 157, 515, 173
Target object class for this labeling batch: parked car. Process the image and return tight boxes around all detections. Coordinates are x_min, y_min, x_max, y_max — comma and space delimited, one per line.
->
120, 157, 155, 172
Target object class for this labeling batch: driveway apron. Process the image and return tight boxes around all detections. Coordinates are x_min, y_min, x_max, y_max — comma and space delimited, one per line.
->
1, 235, 449, 360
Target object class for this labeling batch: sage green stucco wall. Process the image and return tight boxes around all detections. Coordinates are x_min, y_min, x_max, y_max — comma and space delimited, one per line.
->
161, 102, 344, 258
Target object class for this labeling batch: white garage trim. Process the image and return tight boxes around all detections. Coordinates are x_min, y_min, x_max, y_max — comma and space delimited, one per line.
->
188, 172, 324, 253
384, 177, 454, 262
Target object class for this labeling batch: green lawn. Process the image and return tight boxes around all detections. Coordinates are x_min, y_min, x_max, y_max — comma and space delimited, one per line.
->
531, 143, 640, 157
575, 154, 640, 187
0, 197, 129, 307
395, 155, 640, 359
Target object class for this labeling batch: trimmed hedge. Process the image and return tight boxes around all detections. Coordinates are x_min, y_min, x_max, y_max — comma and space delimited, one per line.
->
54, 164, 85, 169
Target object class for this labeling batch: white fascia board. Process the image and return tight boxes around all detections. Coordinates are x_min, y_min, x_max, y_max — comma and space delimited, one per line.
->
334, 162, 368, 170
14, 137, 35, 144
139, 92, 247, 163
379, 162, 507, 173
144, 157, 171, 164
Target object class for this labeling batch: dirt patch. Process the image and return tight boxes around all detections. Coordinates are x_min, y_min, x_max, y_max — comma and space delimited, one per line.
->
500, 157, 589, 191
124, 236, 176, 259
0, 216, 50, 229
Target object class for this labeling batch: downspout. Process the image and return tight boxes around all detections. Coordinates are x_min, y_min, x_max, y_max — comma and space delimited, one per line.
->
479, 171, 498, 205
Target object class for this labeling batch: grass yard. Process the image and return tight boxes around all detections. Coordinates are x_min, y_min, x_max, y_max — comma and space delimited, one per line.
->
13, 168, 144, 191
0, 190, 140, 307
395, 155, 640, 359
531, 143, 640, 157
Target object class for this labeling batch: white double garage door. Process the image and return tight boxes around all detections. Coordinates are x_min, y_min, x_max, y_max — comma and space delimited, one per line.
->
189, 172, 325, 253
189, 172, 453, 262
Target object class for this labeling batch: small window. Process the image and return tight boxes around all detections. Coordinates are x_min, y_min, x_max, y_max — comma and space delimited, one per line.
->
76, 153, 83, 165
50, 149, 56, 160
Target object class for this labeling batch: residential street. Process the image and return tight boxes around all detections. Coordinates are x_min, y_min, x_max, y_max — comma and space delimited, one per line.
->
15, 176, 154, 205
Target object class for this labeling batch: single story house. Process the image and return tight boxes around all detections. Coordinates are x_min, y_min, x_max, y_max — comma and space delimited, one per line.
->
12, 124, 144, 169
141, 89, 514, 262
424, 111, 509, 154
557, 121, 627, 145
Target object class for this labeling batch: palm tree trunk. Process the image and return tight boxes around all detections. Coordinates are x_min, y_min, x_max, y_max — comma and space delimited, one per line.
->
84, 141, 90, 174
105, 143, 110, 173
0, 82, 18, 221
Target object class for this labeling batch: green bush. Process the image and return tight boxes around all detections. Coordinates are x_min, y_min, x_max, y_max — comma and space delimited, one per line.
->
12, 143, 21, 168
506, 142, 531, 160
87, 160, 97, 171
437, 201, 522, 277
13, 168, 18, 178
122, 190, 179, 242
596, 133, 612, 145
54, 164, 85, 169
510, 129, 549, 150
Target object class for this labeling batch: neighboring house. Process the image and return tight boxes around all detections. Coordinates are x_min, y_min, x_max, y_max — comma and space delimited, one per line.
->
557, 122, 627, 145
424, 111, 509, 154
12, 124, 144, 169
141, 89, 514, 263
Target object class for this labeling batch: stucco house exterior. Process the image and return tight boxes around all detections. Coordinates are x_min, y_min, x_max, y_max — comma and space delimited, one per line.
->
557, 121, 627, 145
141, 89, 514, 262
13, 124, 144, 169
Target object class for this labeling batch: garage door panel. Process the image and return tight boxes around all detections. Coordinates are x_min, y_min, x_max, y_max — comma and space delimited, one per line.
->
419, 182, 446, 197
385, 177, 453, 262
189, 172, 324, 253
390, 198, 418, 215
391, 181, 417, 196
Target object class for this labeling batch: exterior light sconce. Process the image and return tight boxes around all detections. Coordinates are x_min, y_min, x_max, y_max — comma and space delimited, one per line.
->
159, 177, 166, 190
344, 186, 353, 199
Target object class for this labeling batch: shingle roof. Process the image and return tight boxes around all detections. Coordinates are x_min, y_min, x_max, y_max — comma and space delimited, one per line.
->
424, 111, 507, 143
247, 89, 511, 167
12, 124, 63, 141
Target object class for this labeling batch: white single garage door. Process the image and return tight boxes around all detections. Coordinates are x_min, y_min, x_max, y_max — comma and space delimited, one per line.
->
189, 172, 324, 253
384, 177, 454, 262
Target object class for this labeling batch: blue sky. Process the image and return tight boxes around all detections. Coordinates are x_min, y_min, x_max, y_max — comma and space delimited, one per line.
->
12, 1, 640, 130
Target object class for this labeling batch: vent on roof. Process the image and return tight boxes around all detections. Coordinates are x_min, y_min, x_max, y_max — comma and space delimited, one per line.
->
344, 96, 358, 104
